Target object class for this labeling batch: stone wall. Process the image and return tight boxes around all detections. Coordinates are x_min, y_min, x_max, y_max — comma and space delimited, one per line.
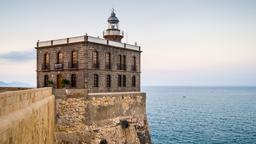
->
36, 43, 86, 89
55, 89, 88, 143
86, 42, 141, 93
0, 88, 55, 144
55, 91, 151, 144
0, 87, 30, 93
36, 41, 141, 93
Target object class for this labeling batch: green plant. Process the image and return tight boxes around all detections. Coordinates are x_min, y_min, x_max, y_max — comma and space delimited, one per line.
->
48, 80, 54, 87
61, 79, 70, 88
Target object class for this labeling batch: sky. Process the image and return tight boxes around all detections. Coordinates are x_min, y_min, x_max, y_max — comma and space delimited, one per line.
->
0, 0, 256, 86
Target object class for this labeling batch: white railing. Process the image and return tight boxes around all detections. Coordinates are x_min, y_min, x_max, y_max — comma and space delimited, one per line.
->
88, 36, 108, 45
38, 40, 51, 47
103, 30, 124, 36
109, 40, 125, 48
126, 44, 140, 51
53, 38, 67, 45
37, 35, 140, 51
69, 36, 84, 43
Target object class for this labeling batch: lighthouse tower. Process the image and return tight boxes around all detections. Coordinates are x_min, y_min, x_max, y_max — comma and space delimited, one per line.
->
103, 9, 124, 42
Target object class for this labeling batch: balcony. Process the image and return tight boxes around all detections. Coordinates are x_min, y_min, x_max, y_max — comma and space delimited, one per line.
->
41, 64, 50, 71
131, 65, 137, 71
92, 63, 100, 69
117, 64, 126, 70
69, 62, 78, 70
105, 64, 112, 70
103, 30, 124, 37
54, 63, 64, 70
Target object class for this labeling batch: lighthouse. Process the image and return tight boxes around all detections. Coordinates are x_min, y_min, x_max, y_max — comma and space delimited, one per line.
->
103, 9, 124, 42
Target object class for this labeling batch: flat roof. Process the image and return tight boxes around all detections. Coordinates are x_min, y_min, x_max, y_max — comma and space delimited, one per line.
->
36, 35, 141, 51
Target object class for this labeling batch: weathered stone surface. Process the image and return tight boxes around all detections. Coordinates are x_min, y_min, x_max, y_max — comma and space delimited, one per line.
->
55, 91, 151, 144
0, 88, 151, 144
0, 88, 55, 144
0, 87, 30, 93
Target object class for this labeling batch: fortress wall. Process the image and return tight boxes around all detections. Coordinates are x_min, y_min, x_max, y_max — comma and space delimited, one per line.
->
55, 91, 151, 144
86, 92, 151, 144
86, 92, 146, 124
0, 88, 55, 144
55, 89, 88, 143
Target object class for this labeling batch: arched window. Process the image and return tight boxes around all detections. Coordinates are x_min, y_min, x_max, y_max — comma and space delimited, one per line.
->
117, 55, 126, 70
57, 52, 63, 64
94, 74, 99, 87
119, 55, 122, 64
105, 53, 111, 69
44, 75, 49, 87
92, 51, 99, 68
123, 55, 126, 65
122, 55, 126, 70
71, 74, 77, 88
132, 56, 136, 71
106, 75, 111, 88
132, 76, 136, 87
43, 53, 50, 70
71, 51, 78, 65
44, 53, 49, 64
118, 55, 122, 70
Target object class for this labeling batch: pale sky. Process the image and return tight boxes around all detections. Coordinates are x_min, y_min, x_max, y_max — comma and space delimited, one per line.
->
0, 0, 256, 86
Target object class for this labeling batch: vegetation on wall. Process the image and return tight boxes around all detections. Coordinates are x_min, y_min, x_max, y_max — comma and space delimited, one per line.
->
61, 79, 70, 88
48, 80, 54, 87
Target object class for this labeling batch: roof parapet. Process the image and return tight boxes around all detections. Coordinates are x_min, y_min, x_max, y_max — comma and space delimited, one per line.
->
36, 35, 140, 51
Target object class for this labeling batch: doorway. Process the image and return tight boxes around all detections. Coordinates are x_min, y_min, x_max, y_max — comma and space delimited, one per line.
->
57, 74, 63, 88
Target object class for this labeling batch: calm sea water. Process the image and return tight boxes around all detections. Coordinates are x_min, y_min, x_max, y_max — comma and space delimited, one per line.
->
142, 86, 256, 144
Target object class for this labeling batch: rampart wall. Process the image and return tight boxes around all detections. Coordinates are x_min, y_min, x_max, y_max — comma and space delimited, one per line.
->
0, 88, 55, 144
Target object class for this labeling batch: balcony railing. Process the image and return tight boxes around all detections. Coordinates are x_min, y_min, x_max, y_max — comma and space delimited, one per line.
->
103, 30, 124, 37
117, 64, 126, 70
131, 65, 137, 71
92, 63, 100, 69
54, 63, 64, 70
41, 63, 50, 71
105, 64, 112, 70
69, 62, 78, 69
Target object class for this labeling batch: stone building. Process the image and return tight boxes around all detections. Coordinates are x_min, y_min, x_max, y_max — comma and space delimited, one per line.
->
36, 10, 141, 93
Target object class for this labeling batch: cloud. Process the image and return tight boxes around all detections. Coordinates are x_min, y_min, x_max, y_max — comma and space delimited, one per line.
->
0, 50, 35, 61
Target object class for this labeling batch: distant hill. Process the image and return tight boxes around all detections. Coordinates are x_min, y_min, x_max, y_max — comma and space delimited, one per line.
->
0, 81, 32, 87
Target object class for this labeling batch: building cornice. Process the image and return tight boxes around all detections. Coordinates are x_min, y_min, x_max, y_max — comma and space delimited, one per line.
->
35, 35, 141, 52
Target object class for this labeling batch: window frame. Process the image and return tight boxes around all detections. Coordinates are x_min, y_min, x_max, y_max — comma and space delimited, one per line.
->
106, 75, 111, 88
57, 51, 63, 64
122, 75, 126, 87
105, 53, 111, 69
132, 75, 136, 87
71, 51, 78, 65
118, 75, 122, 87
93, 74, 99, 87
44, 75, 49, 87
44, 52, 49, 64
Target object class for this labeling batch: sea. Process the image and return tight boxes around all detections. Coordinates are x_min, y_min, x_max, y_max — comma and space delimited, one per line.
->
142, 86, 256, 144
